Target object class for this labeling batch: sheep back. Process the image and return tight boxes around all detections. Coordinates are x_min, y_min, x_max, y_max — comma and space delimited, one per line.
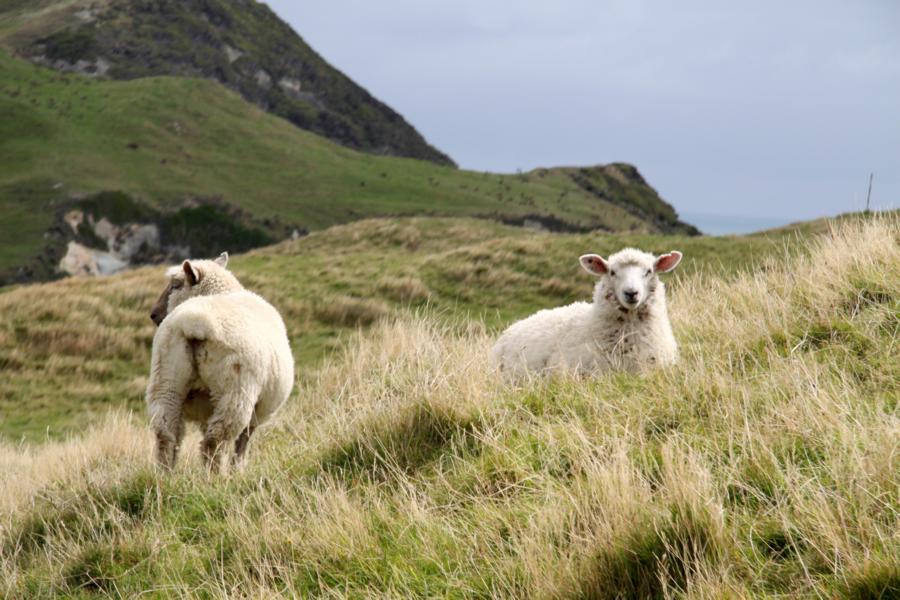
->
147, 290, 294, 425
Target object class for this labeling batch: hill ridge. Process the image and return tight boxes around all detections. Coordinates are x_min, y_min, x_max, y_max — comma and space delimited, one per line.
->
0, 50, 698, 284
0, 0, 455, 165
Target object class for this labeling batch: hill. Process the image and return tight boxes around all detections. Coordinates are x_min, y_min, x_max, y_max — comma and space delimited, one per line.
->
0, 213, 867, 442
0, 215, 897, 597
0, 0, 453, 165
0, 49, 697, 284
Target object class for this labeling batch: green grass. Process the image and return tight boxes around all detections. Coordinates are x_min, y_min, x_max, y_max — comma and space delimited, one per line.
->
0, 180, 58, 270
0, 0, 455, 166
0, 49, 695, 279
0, 215, 897, 598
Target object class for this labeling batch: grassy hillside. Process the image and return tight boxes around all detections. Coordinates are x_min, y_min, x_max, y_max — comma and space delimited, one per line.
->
0, 49, 696, 281
0, 216, 897, 597
0, 0, 454, 165
0, 215, 808, 443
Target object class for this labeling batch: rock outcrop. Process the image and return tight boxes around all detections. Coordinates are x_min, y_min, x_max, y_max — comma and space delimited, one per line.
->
57, 210, 164, 276
4, 192, 305, 285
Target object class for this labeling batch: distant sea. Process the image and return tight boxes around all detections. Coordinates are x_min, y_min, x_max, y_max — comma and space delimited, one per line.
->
680, 212, 790, 236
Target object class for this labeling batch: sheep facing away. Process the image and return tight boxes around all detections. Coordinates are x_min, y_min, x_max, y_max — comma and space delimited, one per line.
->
490, 248, 683, 378
146, 253, 294, 472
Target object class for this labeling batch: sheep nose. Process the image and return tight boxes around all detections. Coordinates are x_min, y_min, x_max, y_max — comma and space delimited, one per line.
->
623, 289, 639, 303
150, 310, 162, 325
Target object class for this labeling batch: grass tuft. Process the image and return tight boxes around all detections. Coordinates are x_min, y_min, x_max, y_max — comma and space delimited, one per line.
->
319, 402, 480, 480
842, 560, 900, 600
62, 539, 154, 593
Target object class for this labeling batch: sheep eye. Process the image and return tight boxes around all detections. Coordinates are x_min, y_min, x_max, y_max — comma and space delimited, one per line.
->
610, 270, 616, 277
645, 269, 652, 276
171, 280, 184, 289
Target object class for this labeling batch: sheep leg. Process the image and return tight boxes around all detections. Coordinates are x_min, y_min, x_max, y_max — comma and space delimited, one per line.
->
157, 415, 186, 470
231, 423, 256, 468
200, 387, 258, 474
146, 334, 194, 470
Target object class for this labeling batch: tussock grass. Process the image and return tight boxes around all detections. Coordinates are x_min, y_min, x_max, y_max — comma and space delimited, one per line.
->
375, 275, 432, 303
0, 216, 897, 597
0, 216, 803, 441
311, 295, 391, 328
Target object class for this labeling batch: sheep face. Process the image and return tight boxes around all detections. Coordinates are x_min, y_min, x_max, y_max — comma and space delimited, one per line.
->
580, 248, 682, 310
150, 252, 236, 325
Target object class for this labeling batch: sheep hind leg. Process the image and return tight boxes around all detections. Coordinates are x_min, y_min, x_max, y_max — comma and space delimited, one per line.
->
231, 423, 256, 468
200, 387, 258, 474
156, 417, 185, 470
146, 336, 194, 470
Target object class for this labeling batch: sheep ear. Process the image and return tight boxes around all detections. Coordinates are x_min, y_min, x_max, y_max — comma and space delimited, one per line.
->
654, 251, 683, 273
215, 252, 229, 268
182, 260, 200, 285
579, 254, 609, 276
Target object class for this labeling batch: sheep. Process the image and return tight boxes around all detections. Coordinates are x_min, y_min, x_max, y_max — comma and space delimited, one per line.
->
490, 248, 683, 378
146, 252, 294, 472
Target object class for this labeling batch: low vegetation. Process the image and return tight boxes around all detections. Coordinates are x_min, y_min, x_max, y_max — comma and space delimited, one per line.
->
1, 215, 896, 597
1, 216, 808, 442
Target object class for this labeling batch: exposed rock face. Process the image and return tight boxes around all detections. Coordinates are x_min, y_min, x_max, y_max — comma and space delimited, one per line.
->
93, 218, 161, 260
5, 192, 306, 284
73, 8, 97, 23
254, 69, 272, 89
278, 77, 302, 94
59, 241, 128, 276
63, 209, 84, 234
31, 55, 110, 76
223, 44, 243, 63
56, 212, 162, 277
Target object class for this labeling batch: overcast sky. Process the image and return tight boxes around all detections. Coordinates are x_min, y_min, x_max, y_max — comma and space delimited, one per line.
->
266, 0, 898, 222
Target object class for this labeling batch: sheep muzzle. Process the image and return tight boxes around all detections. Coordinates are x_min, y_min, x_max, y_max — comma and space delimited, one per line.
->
151, 282, 173, 326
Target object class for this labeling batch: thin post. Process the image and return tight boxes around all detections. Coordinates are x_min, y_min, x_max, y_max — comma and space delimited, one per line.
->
865, 172, 873, 213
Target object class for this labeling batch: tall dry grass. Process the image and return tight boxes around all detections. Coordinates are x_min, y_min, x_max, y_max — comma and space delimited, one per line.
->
0, 216, 897, 598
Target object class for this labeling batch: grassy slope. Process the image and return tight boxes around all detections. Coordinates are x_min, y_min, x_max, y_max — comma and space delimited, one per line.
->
0, 0, 455, 165
0, 50, 692, 277
0, 216, 806, 443
0, 216, 897, 598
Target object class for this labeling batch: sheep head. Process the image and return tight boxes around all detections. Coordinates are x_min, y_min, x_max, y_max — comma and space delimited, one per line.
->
150, 252, 241, 325
579, 248, 682, 311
